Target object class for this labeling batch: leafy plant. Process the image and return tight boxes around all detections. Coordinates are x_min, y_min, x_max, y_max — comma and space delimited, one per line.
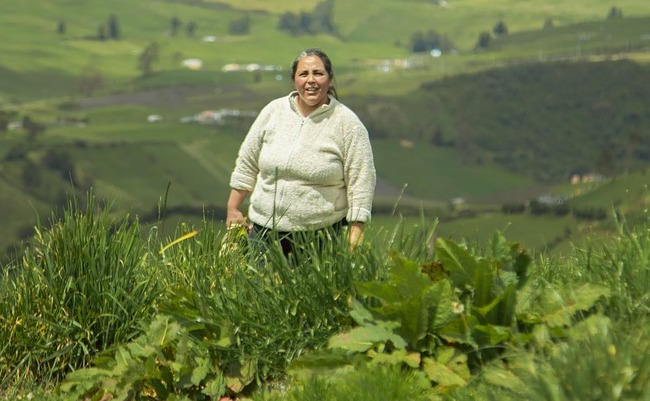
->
59, 315, 229, 400
289, 231, 614, 396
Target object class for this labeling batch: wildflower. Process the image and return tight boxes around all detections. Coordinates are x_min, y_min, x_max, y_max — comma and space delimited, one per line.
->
452, 301, 464, 314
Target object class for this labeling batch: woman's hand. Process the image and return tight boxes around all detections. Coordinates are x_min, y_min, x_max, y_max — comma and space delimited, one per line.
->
226, 209, 248, 229
226, 189, 251, 231
348, 222, 365, 249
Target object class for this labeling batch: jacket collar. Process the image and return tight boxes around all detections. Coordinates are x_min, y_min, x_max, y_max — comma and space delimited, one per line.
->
288, 91, 338, 118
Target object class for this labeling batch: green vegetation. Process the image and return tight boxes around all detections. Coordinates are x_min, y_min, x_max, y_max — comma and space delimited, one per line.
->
2, 195, 650, 400
2, 2, 650, 395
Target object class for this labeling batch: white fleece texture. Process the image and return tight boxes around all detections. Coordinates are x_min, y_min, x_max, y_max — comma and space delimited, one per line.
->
230, 92, 376, 231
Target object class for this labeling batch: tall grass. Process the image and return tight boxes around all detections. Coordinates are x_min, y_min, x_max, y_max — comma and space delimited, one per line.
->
255, 364, 433, 401
440, 319, 650, 401
5, 197, 650, 399
156, 222, 388, 381
0, 194, 159, 386
533, 215, 650, 322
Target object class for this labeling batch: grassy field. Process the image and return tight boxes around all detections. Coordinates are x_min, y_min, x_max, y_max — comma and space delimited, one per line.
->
1, 0, 649, 101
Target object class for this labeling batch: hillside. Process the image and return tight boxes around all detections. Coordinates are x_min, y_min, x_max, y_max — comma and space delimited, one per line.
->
1, 0, 650, 257
350, 58, 650, 184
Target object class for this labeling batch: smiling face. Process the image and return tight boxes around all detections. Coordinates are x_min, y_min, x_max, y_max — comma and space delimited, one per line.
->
292, 55, 332, 115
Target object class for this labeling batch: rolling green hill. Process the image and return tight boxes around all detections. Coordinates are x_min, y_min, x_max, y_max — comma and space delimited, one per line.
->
2, 0, 650, 257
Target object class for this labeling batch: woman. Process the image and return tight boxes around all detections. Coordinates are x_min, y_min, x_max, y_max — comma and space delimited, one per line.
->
226, 48, 376, 254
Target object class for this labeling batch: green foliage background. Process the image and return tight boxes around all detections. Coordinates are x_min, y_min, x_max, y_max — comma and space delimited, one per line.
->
1, 0, 650, 256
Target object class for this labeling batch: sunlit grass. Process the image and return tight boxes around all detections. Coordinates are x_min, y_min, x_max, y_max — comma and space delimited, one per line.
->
0, 193, 159, 386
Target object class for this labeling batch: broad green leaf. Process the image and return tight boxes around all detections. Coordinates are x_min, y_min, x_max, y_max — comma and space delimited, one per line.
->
348, 298, 375, 325
438, 315, 478, 349
472, 259, 497, 308
225, 358, 256, 393
60, 367, 110, 390
404, 352, 422, 368
356, 281, 402, 305
435, 238, 477, 290
356, 255, 456, 348
191, 357, 210, 386
566, 314, 612, 341
126, 340, 154, 360
428, 280, 456, 330
473, 324, 512, 346
368, 348, 410, 366
481, 362, 528, 394
289, 348, 352, 371
422, 356, 468, 387
475, 284, 517, 327
489, 231, 531, 287
490, 231, 510, 258
114, 346, 132, 373
436, 347, 471, 381
202, 373, 226, 398
473, 291, 502, 321
391, 255, 434, 297
381, 296, 429, 346
540, 283, 611, 327
329, 320, 406, 352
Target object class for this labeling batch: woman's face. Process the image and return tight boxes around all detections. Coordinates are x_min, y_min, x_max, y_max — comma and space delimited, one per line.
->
293, 55, 331, 114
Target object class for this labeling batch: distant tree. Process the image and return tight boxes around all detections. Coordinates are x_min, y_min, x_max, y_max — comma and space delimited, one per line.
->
299, 12, 312, 33
493, 20, 508, 35
4, 143, 27, 161
43, 148, 74, 180
138, 42, 160, 77
502, 202, 526, 214
170, 16, 181, 36
410, 32, 427, 52
57, 20, 66, 35
78, 65, 106, 97
229, 13, 251, 35
529, 199, 550, 215
311, 0, 336, 34
108, 14, 120, 39
22, 116, 46, 143
22, 160, 42, 189
186, 21, 197, 37
595, 148, 614, 176
475, 31, 492, 49
431, 125, 445, 147
97, 24, 107, 41
543, 17, 554, 30
410, 30, 454, 53
278, 13, 301, 35
277, 0, 336, 36
0, 109, 17, 133
607, 6, 623, 19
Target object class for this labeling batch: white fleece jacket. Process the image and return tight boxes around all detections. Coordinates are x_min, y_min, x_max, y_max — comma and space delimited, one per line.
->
229, 92, 376, 231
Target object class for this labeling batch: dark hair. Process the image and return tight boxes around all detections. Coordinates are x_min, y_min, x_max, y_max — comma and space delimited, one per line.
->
290, 48, 338, 99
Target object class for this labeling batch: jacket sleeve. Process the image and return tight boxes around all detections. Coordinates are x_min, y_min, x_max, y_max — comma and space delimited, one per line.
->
229, 106, 268, 191
343, 120, 376, 223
